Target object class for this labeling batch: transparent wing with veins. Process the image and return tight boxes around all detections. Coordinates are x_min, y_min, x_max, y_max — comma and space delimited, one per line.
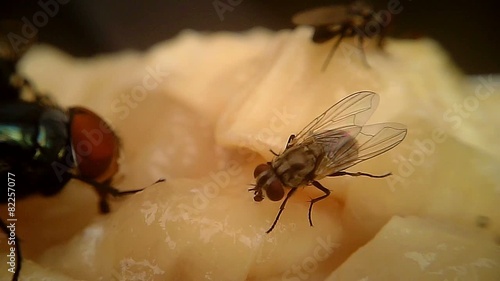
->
289, 90, 379, 147
312, 122, 407, 178
285, 91, 407, 178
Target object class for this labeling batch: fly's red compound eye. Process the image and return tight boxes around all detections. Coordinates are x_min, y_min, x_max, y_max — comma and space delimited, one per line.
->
69, 107, 120, 183
253, 164, 270, 178
266, 180, 284, 201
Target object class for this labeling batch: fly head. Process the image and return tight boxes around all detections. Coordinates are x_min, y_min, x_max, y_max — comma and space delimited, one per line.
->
250, 163, 285, 202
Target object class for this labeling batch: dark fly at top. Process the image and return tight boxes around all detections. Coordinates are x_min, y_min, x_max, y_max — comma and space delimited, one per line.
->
292, 1, 387, 70
250, 91, 407, 233
0, 25, 162, 280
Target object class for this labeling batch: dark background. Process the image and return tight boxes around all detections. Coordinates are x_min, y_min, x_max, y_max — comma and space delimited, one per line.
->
1, 0, 499, 74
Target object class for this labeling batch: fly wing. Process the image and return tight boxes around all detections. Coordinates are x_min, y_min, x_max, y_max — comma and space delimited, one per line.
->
350, 122, 407, 165
292, 5, 350, 27
290, 91, 378, 148
313, 122, 407, 178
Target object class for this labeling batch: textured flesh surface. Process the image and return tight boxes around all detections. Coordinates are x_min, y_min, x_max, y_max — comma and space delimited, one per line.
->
1, 27, 498, 280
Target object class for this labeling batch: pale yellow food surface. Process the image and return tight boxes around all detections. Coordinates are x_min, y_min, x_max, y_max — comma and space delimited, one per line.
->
1, 27, 499, 280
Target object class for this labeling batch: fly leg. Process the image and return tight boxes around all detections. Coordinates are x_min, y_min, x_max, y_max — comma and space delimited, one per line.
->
72, 175, 165, 213
321, 30, 346, 71
357, 34, 370, 68
286, 134, 296, 148
269, 150, 279, 156
270, 134, 296, 157
309, 181, 331, 227
1, 219, 21, 281
329, 171, 391, 178
374, 11, 389, 51
266, 188, 298, 233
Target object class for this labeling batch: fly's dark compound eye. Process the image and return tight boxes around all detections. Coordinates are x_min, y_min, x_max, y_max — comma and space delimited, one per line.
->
69, 107, 120, 183
253, 163, 270, 178
266, 180, 284, 201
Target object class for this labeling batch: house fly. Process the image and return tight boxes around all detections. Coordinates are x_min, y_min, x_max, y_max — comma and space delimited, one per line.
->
250, 91, 407, 233
292, 1, 387, 70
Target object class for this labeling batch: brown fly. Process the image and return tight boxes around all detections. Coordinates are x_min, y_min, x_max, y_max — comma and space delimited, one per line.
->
250, 91, 407, 233
292, 1, 387, 70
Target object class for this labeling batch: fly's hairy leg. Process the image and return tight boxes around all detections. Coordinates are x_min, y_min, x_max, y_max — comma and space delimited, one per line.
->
357, 34, 370, 68
286, 134, 296, 149
72, 175, 165, 213
322, 30, 346, 71
309, 181, 331, 227
266, 188, 298, 233
329, 171, 391, 178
